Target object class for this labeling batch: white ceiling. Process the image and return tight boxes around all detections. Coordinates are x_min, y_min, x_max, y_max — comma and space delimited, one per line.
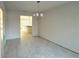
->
4, 1, 69, 12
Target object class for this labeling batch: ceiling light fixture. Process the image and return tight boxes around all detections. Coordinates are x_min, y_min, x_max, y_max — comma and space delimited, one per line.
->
33, 1, 43, 17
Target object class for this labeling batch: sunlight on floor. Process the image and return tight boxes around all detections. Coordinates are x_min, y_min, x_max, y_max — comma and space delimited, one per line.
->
20, 26, 32, 46
21, 26, 32, 39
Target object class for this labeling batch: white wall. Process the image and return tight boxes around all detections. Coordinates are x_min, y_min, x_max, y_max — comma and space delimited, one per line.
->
5, 11, 20, 40
32, 17, 38, 36
5, 10, 38, 40
39, 2, 79, 53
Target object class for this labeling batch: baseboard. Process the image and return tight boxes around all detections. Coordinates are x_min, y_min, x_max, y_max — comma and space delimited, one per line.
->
32, 36, 40, 37
6, 38, 20, 41
39, 36, 79, 55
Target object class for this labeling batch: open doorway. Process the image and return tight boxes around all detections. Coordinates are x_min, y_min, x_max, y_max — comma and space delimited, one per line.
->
20, 16, 32, 40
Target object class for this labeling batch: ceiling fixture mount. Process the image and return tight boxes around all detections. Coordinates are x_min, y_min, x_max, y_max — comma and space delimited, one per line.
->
33, 1, 43, 17
37, 1, 40, 3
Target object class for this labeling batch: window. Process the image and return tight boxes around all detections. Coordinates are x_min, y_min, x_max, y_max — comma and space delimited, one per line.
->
0, 8, 3, 40
20, 16, 32, 27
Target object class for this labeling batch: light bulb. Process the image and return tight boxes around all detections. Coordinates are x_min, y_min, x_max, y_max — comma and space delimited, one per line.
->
40, 13, 43, 16
36, 13, 39, 16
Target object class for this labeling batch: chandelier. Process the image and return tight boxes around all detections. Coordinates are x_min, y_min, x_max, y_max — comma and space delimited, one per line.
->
33, 1, 43, 16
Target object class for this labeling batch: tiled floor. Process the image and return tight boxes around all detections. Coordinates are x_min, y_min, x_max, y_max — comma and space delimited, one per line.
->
3, 27, 79, 58
3, 36, 79, 58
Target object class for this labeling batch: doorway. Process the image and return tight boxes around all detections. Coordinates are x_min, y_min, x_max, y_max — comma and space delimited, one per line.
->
20, 16, 32, 40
